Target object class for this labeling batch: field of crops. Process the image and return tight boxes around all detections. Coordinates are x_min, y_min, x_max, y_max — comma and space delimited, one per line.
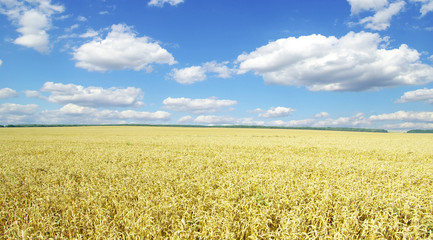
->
1, 126, 433, 239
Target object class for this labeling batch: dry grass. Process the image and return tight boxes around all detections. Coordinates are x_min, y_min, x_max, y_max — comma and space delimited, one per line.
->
1, 126, 433, 239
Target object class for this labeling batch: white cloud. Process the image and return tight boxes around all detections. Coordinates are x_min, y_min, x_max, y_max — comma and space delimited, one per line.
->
177, 115, 194, 123
420, 0, 433, 16
112, 110, 170, 121
0, 59, 2, 67
0, 103, 38, 114
163, 97, 237, 114
170, 66, 206, 84
193, 115, 260, 125
347, 0, 405, 30
269, 119, 316, 127
202, 61, 233, 78
370, 111, 433, 122
77, 15, 87, 22
314, 113, 369, 127
411, 0, 433, 16
238, 118, 265, 126
359, 1, 405, 30
13, 10, 50, 52
191, 115, 235, 124
258, 106, 295, 118
57, 103, 96, 115
25, 90, 44, 98
56, 14, 70, 20
250, 108, 265, 113
148, 0, 184, 7
397, 88, 433, 104
0, 88, 18, 99
269, 113, 370, 128
237, 31, 433, 91
170, 61, 233, 84
40, 82, 144, 107
0, 0, 64, 53
347, 0, 388, 15
65, 23, 79, 32
41, 104, 171, 124
314, 112, 330, 118
0, 103, 39, 124
79, 29, 98, 38
177, 115, 264, 125
58, 28, 99, 40
73, 24, 176, 72
384, 122, 433, 130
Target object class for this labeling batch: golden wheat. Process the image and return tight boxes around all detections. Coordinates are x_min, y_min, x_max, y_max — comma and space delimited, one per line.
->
1, 127, 432, 239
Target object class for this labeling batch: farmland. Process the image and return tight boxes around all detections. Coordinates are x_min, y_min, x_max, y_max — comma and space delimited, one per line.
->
1, 126, 433, 239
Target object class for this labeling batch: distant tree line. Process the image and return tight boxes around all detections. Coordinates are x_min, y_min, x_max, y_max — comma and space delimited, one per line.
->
0, 124, 390, 133
407, 129, 433, 133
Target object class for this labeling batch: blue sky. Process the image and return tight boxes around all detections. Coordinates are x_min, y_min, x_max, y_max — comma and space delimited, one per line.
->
1, 0, 433, 130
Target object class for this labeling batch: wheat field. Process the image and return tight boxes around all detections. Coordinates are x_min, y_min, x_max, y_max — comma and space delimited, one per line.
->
0, 126, 432, 239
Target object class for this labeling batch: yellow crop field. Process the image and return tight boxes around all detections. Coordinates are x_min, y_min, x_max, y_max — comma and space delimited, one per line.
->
1, 126, 433, 239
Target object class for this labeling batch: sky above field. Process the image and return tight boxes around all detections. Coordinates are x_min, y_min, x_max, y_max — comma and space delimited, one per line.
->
1, 0, 433, 130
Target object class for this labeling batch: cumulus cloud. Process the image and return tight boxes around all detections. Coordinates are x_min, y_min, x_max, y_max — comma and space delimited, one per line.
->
359, 1, 405, 31
177, 115, 194, 123
77, 15, 87, 22
237, 31, 433, 91
176, 115, 264, 125
170, 66, 206, 84
58, 28, 99, 40
269, 119, 316, 127
0, 88, 18, 99
0, 59, 2, 67
269, 113, 370, 128
314, 112, 330, 118
79, 29, 98, 38
238, 118, 265, 126
148, 0, 184, 7
411, 0, 433, 16
397, 88, 433, 104
40, 82, 144, 107
41, 104, 171, 124
163, 97, 237, 114
0, 102, 38, 114
347, 0, 388, 14
266, 111, 433, 130
73, 24, 176, 72
170, 61, 233, 84
202, 61, 233, 78
65, 23, 79, 32
0, 0, 64, 53
370, 111, 433, 122
174, 110, 373, 128
57, 103, 95, 115
113, 110, 170, 121
0, 103, 39, 124
347, 0, 405, 30
384, 122, 433, 130
193, 115, 237, 125
25, 90, 44, 98
256, 106, 295, 118
314, 113, 370, 127
192, 115, 264, 125
369, 110, 433, 130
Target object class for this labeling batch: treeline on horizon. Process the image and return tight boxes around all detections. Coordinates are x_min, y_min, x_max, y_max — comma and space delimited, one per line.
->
406, 129, 433, 133
0, 123, 390, 133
